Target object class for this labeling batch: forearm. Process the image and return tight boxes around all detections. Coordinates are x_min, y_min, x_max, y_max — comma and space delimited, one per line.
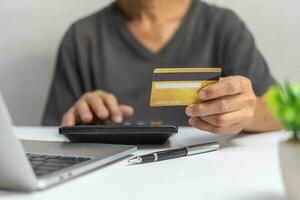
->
244, 97, 282, 133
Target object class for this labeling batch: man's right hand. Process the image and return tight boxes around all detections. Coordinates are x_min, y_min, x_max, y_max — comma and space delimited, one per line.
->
61, 90, 134, 126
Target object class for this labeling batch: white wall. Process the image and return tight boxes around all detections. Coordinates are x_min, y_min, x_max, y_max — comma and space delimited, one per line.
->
0, 0, 299, 125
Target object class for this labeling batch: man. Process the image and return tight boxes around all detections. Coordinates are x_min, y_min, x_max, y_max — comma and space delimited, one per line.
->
43, 0, 282, 134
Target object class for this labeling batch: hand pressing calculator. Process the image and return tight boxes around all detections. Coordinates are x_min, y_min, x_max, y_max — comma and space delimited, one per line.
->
59, 122, 178, 145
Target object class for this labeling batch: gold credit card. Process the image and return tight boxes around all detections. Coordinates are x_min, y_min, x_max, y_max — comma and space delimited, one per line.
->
150, 68, 221, 107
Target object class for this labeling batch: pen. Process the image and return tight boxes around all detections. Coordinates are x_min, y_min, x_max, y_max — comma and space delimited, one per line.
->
128, 142, 220, 164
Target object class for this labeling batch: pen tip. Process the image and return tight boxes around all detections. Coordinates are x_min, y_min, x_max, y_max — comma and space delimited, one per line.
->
128, 156, 142, 164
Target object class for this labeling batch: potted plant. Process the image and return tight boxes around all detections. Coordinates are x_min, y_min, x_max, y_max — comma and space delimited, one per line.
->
265, 83, 300, 200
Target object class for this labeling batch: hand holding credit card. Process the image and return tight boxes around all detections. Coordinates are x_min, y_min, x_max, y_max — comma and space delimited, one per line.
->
150, 68, 221, 107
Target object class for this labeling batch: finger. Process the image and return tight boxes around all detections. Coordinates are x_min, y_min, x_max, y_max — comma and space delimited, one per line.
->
186, 94, 254, 117
102, 93, 123, 123
188, 117, 242, 134
199, 76, 251, 100
61, 108, 77, 126
85, 96, 109, 120
200, 109, 253, 128
120, 105, 134, 118
75, 100, 93, 123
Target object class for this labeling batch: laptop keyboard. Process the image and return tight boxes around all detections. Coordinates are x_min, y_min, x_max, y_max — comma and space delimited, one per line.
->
26, 153, 91, 177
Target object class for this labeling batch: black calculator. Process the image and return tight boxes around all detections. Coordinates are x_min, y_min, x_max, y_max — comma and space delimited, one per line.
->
59, 122, 178, 145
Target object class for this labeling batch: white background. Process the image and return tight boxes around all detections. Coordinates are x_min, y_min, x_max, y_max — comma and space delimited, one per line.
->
0, 0, 299, 125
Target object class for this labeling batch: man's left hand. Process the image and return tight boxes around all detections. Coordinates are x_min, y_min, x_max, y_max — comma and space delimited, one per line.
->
185, 76, 257, 134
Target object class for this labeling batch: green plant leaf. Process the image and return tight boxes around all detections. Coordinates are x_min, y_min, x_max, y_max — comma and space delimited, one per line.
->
264, 83, 300, 139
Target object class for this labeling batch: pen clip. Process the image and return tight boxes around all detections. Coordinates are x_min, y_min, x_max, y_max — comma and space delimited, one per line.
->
186, 142, 220, 156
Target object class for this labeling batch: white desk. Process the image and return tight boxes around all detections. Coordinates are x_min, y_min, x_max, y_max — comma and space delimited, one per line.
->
0, 127, 289, 200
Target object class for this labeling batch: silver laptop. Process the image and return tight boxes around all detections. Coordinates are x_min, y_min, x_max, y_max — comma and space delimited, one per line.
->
0, 92, 137, 191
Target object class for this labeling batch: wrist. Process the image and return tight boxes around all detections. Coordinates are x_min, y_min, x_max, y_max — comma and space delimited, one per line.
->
243, 97, 282, 133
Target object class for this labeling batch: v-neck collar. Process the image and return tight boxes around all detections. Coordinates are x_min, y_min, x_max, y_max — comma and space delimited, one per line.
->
111, 0, 198, 60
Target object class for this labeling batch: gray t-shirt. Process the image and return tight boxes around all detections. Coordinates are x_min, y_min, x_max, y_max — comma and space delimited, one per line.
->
42, 0, 276, 126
